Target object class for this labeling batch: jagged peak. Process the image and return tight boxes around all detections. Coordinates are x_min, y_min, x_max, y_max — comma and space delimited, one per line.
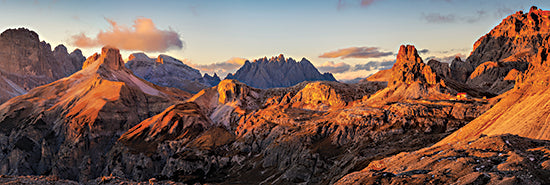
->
82, 46, 125, 70
390, 45, 437, 85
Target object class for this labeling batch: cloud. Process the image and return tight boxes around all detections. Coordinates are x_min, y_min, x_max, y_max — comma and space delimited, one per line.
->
70, 17, 183, 52
320, 47, 393, 59
317, 61, 351, 74
425, 53, 467, 63
419, 49, 430, 54
360, 0, 379, 7
189, 57, 247, 78
325, 60, 396, 81
422, 13, 457, 23
422, 10, 486, 24
353, 60, 395, 71
338, 0, 380, 10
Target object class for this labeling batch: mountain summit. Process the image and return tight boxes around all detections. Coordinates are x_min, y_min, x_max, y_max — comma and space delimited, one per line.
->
225, 54, 336, 88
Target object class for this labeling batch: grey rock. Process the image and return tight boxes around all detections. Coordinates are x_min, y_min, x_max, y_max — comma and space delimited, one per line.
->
225, 54, 336, 89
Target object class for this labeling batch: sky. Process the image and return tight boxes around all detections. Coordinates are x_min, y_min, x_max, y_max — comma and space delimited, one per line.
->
0, 0, 549, 81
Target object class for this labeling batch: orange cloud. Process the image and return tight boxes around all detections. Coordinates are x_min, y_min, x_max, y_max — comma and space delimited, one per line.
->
70, 18, 183, 52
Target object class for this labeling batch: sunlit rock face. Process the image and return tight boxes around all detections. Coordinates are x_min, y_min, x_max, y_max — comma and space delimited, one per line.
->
225, 54, 336, 89
0, 46, 189, 182
0, 28, 85, 103
457, 6, 550, 93
125, 53, 219, 93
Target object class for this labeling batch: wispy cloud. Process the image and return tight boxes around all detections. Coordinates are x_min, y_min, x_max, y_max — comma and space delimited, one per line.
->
317, 59, 395, 81
317, 61, 351, 74
422, 10, 486, 24
320, 46, 393, 59
69, 17, 183, 52
338, 0, 380, 10
418, 49, 429, 54
353, 60, 395, 71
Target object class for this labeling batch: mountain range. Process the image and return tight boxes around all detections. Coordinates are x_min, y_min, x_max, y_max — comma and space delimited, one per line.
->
0, 6, 549, 185
226, 54, 337, 89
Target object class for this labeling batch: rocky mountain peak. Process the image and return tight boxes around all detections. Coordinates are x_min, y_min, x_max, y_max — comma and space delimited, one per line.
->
0, 28, 39, 42
226, 54, 336, 88
390, 45, 437, 85
82, 46, 124, 71
101, 46, 125, 70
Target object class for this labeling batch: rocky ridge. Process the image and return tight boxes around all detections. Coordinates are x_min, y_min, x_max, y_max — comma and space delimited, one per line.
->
0, 28, 85, 103
125, 53, 220, 93
225, 54, 336, 89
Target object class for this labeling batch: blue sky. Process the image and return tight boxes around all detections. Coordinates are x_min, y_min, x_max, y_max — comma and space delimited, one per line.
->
0, 0, 548, 80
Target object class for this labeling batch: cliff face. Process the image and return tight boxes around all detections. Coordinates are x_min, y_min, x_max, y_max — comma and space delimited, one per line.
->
125, 53, 219, 93
225, 54, 336, 89
0, 47, 188, 182
0, 28, 85, 103
457, 6, 549, 93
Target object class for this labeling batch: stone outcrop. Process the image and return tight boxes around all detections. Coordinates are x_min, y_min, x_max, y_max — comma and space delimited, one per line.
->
225, 54, 336, 89
0, 28, 85, 103
449, 56, 474, 82
365, 45, 452, 104
390, 45, 438, 86
426, 59, 450, 79
125, 53, 219, 93
0, 47, 189, 182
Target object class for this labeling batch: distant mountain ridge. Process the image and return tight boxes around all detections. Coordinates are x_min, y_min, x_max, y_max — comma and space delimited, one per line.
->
0, 28, 85, 103
125, 53, 221, 93
226, 54, 336, 88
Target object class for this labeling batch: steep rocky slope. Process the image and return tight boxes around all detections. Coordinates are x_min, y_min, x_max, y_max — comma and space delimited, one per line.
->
0, 28, 85, 103
125, 53, 220, 93
439, 32, 550, 144
225, 54, 336, 88
0, 47, 188, 181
